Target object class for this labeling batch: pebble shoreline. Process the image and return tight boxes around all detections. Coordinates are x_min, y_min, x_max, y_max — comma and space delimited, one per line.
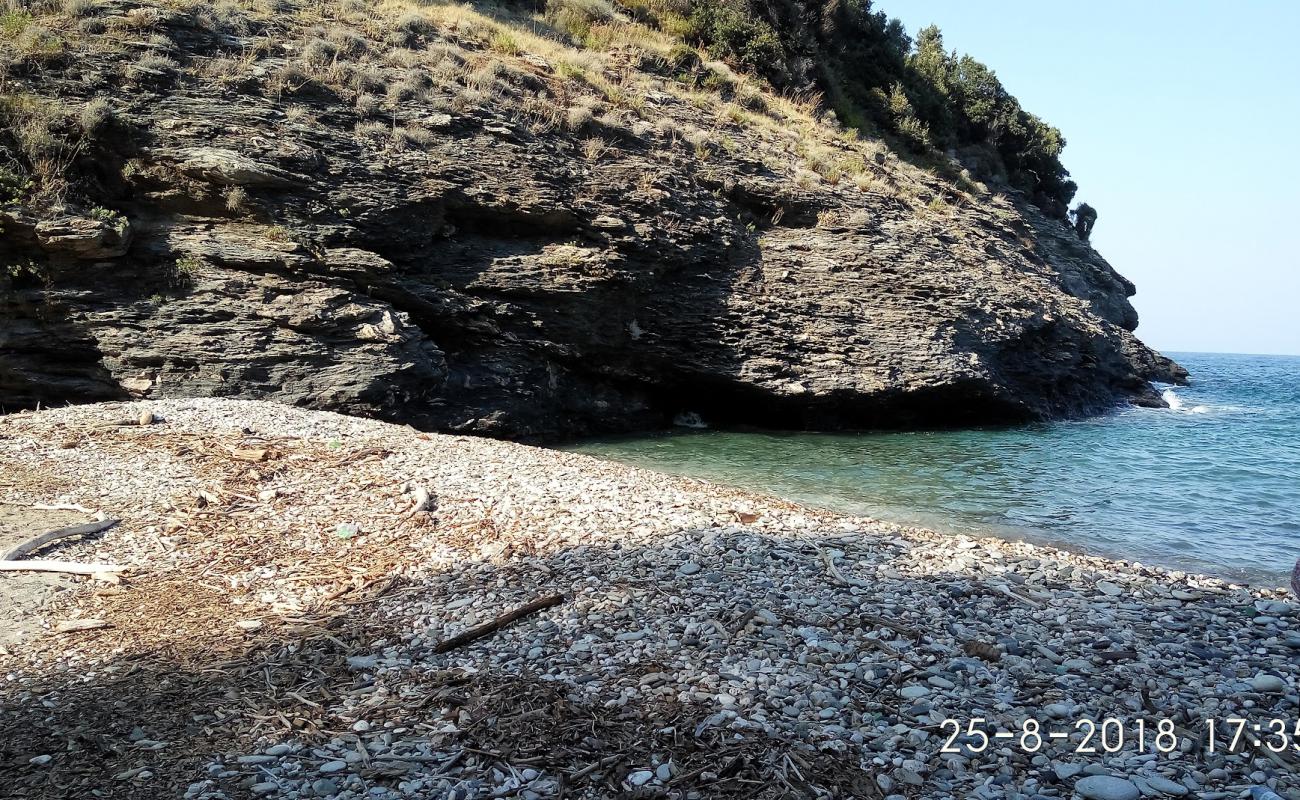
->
0, 399, 1296, 800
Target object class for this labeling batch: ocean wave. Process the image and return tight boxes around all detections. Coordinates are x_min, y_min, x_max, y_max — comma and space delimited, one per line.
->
1161, 388, 1210, 414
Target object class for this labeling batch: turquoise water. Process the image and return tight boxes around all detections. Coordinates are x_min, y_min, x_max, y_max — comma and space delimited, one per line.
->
570, 353, 1300, 586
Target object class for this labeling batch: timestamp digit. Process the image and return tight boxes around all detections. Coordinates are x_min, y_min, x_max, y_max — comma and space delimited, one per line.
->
1101, 718, 1124, 753
941, 719, 962, 753
967, 718, 989, 752
1020, 719, 1043, 752
1155, 718, 1178, 754
1076, 718, 1097, 753
1264, 719, 1289, 753
1226, 718, 1248, 753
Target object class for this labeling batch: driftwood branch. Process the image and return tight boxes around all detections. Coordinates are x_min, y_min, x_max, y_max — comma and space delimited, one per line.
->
0, 560, 127, 576
994, 583, 1044, 610
55, 619, 111, 633
820, 548, 870, 589
1, 519, 119, 561
433, 594, 564, 654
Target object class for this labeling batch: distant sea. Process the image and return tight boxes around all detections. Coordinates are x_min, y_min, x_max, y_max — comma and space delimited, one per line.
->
570, 353, 1300, 587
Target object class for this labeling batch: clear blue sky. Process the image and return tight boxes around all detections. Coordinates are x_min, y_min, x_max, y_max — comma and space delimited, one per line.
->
888, 1, 1300, 356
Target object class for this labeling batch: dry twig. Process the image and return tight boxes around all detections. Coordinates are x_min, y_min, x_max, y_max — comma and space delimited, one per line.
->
1, 519, 119, 561
433, 594, 565, 654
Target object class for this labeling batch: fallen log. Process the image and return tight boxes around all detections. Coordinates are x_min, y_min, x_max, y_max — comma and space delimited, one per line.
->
1, 519, 120, 561
433, 594, 564, 654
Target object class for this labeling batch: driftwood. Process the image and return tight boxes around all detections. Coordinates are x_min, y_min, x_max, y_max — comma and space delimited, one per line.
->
0, 560, 126, 576
433, 594, 564, 654
1, 519, 119, 561
819, 548, 870, 589
55, 619, 111, 633
994, 583, 1044, 610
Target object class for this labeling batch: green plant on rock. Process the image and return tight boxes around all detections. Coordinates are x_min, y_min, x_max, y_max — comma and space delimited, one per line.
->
0, 164, 31, 204
3, 257, 48, 288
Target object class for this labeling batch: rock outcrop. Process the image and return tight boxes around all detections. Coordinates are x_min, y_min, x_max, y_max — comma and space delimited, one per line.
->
0, 0, 1184, 438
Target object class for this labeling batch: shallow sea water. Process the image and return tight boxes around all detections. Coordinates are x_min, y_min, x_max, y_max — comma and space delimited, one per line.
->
571, 353, 1300, 586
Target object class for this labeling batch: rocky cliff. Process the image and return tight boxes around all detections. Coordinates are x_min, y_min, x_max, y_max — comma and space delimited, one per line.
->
0, 0, 1184, 439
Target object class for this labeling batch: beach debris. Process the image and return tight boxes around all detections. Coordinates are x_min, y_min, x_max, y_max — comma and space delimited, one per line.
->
433, 594, 565, 653
53, 619, 110, 634
962, 639, 1002, 662
1, 519, 120, 561
335, 522, 360, 539
819, 548, 869, 588
407, 484, 436, 515
0, 559, 127, 576
993, 582, 1044, 609
0, 398, 1297, 799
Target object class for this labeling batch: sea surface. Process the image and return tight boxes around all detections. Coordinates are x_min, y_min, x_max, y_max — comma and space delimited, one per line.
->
570, 352, 1300, 586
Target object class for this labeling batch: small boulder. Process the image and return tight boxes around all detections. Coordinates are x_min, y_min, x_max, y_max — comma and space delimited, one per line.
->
1075, 775, 1141, 800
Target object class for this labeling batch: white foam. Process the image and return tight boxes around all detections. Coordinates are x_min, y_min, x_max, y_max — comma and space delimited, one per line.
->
672, 411, 709, 429
1162, 387, 1211, 414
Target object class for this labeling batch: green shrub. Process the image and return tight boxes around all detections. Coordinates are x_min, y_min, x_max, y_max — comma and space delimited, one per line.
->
0, 165, 31, 204
687, 0, 781, 75
0, 10, 31, 41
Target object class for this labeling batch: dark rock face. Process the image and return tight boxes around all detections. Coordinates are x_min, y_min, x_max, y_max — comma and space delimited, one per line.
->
0, 5, 1183, 438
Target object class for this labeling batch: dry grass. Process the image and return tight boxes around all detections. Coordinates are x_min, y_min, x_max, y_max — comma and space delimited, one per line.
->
0, 0, 942, 222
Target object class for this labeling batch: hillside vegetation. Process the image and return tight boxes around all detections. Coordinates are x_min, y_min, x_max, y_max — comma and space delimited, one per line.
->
1, 0, 1077, 219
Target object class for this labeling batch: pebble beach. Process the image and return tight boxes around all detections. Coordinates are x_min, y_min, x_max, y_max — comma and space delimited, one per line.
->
1, 399, 1297, 800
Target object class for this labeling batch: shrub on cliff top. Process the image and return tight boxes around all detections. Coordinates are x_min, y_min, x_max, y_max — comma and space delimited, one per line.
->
675, 0, 1078, 216
686, 0, 781, 75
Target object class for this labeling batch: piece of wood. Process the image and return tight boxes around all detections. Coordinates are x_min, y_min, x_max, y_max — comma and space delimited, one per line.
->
995, 583, 1044, 610
820, 548, 870, 589
0, 559, 127, 575
433, 594, 564, 654
55, 619, 110, 633
1, 519, 120, 561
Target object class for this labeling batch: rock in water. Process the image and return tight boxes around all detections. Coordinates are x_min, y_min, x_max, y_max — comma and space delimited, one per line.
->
1075, 775, 1141, 800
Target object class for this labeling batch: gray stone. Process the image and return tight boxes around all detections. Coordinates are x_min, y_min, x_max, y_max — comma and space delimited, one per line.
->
1251, 673, 1286, 692
1075, 775, 1141, 800
1142, 775, 1188, 796
628, 770, 654, 786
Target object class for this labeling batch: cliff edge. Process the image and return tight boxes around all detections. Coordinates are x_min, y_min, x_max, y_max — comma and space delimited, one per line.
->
0, 0, 1185, 438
